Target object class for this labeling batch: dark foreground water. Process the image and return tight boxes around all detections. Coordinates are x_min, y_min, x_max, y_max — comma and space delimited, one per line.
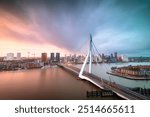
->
0, 67, 121, 100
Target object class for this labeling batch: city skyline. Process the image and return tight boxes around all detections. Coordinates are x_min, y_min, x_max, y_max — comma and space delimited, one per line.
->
0, 0, 150, 57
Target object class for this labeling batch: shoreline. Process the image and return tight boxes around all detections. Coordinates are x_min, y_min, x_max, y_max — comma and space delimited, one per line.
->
107, 71, 150, 80
0, 67, 42, 73
0, 65, 58, 73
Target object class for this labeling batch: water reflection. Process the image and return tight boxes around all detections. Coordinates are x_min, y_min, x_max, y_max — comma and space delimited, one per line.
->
0, 68, 120, 100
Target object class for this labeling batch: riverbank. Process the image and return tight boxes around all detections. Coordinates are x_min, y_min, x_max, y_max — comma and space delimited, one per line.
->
107, 71, 150, 80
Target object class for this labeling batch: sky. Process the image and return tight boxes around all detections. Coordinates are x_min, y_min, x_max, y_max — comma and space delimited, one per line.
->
0, 0, 150, 57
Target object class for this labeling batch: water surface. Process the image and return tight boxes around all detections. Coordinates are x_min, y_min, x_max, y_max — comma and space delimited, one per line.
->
0, 67, 120, 100
75, 62, 150, 88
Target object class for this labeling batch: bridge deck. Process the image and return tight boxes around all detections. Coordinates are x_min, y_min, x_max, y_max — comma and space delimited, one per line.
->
58, 64, 150, 100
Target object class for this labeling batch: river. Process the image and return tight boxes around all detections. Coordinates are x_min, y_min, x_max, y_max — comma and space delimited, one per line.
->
0, 67, 120, 100
74, 62, 150, 89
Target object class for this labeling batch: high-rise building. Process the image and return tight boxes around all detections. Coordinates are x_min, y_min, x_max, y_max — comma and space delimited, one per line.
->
56, 53, 60, 62
17, 53, 21, 60
6, 53, 14, 60
111, 53, 113, 58
114, 52, 117, 59
41, 53, 47, 63
50, 53, 55, 62
102, 53, 105, 59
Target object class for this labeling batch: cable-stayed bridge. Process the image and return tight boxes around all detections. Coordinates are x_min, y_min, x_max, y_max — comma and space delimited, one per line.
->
58, 35, 150, 100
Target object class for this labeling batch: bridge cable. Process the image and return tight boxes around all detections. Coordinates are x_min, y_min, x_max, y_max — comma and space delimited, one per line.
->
91, 40, 115, 83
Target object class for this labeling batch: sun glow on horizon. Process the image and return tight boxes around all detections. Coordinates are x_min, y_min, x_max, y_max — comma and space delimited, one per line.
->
0, 39, 71, 57
0, 0, 150, 57
0, 8, 72, 57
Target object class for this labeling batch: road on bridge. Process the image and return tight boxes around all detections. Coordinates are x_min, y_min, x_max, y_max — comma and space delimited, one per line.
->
58, 64, 150, 100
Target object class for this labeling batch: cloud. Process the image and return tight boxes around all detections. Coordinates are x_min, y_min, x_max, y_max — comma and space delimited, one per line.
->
0, 0, 150, 56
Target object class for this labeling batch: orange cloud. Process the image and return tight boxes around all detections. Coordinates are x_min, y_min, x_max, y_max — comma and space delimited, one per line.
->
0, 10, 71, 57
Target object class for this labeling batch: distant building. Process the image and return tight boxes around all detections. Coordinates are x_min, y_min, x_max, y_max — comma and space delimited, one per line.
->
93, 55, 101, 62
102, 53, 105, 59
63, 54, 67, 63
128, 57, 150, 62
56, 53, 60, 62
121, 55, 128, 62
50, 53, 55, 62
41, 53, 47, 63
0, 57, 4, 61
6, 53, 14, 60
111, 53, 113, 58
16, 53, 21, 60
98, 56, 102, 62
114, 52, 117, 59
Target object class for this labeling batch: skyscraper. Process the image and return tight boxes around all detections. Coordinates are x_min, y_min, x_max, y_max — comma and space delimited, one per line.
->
41, 53, 47, 63
17, 53, 21, 60
114, 52, 118, 61
111, 53, 113, 59
102, 53, 105, 62
102, 53, 105, 59
50, 53, 55, 62
56, 53, 60, 62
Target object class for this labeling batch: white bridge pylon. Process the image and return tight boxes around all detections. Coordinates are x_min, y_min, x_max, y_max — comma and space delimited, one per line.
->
79, 35, 104, 89
78, 34, 104, 89
79, 34, 93, 79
